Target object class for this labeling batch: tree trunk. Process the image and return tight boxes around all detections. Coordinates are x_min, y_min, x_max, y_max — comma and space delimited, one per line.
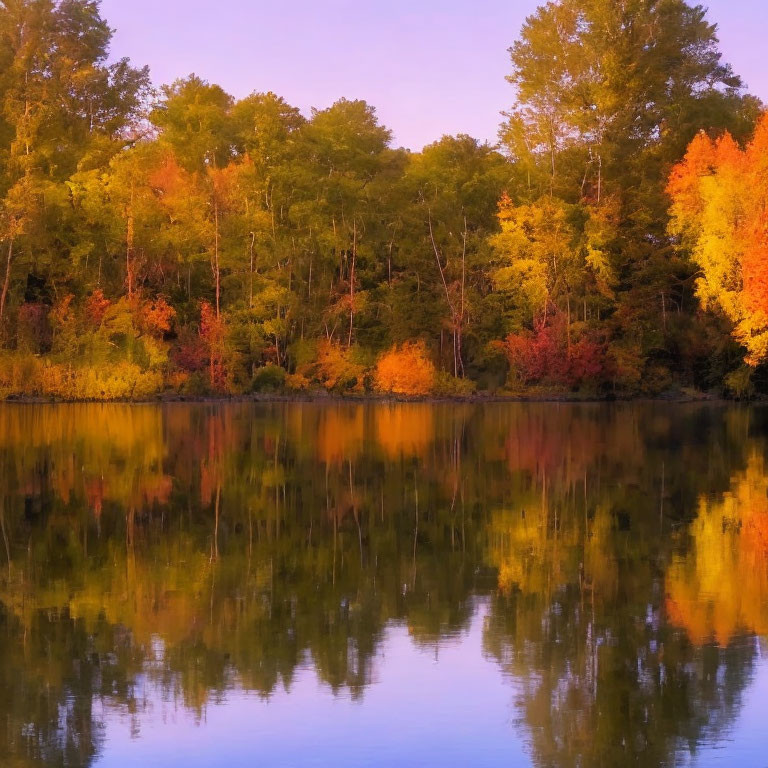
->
429, 211, 463, 376
0, 238, 14, 325
348, 220, 357, 347
126, 184, 135, 298
453, 328, 458, 378
214, 199, 221, 318
457, 220, 467, 378
249, 231, 255, 310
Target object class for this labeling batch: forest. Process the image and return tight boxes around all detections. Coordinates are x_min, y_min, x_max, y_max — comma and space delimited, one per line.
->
0, 0, 767, 400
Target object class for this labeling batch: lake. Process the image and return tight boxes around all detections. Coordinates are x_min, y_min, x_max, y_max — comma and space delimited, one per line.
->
0, 402, 767, 767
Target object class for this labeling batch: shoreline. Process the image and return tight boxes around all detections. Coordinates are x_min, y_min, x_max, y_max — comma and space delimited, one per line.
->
0, 390, 743, 406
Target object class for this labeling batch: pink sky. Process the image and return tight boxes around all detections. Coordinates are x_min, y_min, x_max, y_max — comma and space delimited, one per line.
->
100, 0, 768, 149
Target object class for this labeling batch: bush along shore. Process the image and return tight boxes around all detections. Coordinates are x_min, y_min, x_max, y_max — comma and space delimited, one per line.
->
2, 1, 768, 402
0, 348, 726, 404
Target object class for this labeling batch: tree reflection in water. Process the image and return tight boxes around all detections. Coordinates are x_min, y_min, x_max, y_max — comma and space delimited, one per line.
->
0, 402, 766, 767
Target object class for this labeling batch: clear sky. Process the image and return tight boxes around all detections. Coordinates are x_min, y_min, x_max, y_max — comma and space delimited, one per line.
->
99, 0, 768, 151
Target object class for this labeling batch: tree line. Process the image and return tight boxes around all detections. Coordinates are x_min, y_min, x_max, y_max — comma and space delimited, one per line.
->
0, 0, 766, 399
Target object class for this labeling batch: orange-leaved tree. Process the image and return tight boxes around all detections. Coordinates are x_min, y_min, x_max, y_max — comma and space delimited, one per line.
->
200, 300, 227, 389
668, 114, 768, 365
374, 341, 436, 396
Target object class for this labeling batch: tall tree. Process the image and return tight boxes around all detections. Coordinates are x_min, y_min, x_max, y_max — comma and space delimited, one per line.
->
295, 99, 394, 346
150, 75, 234, 172
502, 0, 762, 386
399, 135, 509, 376
0, 0, 149, 326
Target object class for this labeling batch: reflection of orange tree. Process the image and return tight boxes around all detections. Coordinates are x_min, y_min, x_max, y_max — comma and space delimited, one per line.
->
374, 404, 434, 459
666, 454, 768, 646
315, 405, 365, 465
484, 492, 756, 768
500, 403, 644, 489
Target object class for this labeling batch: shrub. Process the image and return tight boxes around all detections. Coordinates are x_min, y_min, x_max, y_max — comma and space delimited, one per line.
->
173, 329, 208, 372
180, 371, 212, 397
166, 370, 190, 393
499, 324, 568, 387
299, 340, 368, 392
99, 298, 136, 354
49, 294, 78, 355
0, 352, 43, 398
136, 296, 176, 337
374, 341, 436, 396
725, 365, 754, 399
285, 373, 311, 391
609, 343, 644, 392
140, 335, 171, 371
251, 364, 287, 393
434, 371, 477, 397
288, 338, 317, 371
40, 362, 163, 400
497, 313, 612, 391
85, 289, 111, 327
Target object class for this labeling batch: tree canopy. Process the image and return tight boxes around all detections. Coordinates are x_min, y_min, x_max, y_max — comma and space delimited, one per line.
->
0, 0, 765, 400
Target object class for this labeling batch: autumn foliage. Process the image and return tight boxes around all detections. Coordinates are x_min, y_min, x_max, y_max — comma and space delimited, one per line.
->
495, 313, 611, 389
666, 454, 768, 645
1, 0, 766, 400
200, 301, 227, 389
373, 341, 436, 396
84, 289, 111, 327
668, 114, 768, 365
294, 340, 367, 392
136, 296, 175, 337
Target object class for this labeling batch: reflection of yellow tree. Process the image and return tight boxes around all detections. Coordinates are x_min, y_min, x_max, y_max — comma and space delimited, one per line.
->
0, 404, 170, 514
492, 501, 617, 603
666, 454, 768, 645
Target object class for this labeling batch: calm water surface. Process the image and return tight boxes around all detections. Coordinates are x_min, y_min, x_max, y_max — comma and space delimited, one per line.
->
0, 402, 767, 767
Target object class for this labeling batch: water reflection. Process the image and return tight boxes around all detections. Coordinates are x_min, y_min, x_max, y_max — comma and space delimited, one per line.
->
0, 402, 767, 767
